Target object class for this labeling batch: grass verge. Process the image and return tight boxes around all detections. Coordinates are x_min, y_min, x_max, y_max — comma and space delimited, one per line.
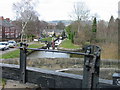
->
59, 39, 80, 49
97, 43, 118, 59
0, 78, 6, 88
40, 37, 52, 42
1, 43, 44, 59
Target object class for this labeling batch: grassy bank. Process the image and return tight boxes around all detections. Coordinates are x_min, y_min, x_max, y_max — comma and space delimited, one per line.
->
59, 39, 80, 49
40, 37, 52, 42
96, 43, 118, 59
1, 43, 44, 59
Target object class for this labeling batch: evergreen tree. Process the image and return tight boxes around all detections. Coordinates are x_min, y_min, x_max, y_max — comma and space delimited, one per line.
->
108, 16, 114, 29
66, 25, 72, 39
91, 17, 97, 43
65, 25, 75, 43
92, 17, 97, 33
71, 31, 75, 43
61, 30, 66, 39
107, 16, 115, 43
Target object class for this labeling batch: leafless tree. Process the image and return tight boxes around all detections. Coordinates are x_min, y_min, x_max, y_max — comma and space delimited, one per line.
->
13, 0, 39, 42
56, 21, 65, 30
71, 1, 90, 32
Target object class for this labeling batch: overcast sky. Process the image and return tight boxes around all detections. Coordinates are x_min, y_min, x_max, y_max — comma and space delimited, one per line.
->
0, 0, 119, 21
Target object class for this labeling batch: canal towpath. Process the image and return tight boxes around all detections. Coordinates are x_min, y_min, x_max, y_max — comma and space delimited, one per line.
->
0, 42, 41, 55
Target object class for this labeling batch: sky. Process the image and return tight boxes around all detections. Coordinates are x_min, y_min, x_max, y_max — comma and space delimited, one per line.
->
0, 0, 119, 21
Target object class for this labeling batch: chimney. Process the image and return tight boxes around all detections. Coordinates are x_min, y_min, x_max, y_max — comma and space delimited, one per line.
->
0, 16, 4, 20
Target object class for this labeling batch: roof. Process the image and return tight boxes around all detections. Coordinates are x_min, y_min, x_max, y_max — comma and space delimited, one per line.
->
0, 19, 14, 27
44, 29, 64, 33
0, 20, 2, 26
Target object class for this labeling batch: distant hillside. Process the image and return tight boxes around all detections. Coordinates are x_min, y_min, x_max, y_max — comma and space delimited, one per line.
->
47, 20, 103, 26
47, 20, 73, 26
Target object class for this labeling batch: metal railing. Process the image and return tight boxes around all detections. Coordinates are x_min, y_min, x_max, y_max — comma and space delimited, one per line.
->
19, 42, 101, 89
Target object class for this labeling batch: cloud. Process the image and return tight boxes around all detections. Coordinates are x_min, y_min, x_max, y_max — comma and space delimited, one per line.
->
0, 0, 119, 21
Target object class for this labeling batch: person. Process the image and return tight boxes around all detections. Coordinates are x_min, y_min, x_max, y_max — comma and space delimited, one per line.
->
52, 41, 55, 50
46, 43, 49, 49
47, 42, 51, 49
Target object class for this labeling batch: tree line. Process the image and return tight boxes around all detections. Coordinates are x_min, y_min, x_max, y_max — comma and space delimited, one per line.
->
66, 16, 118, 45
12, 0, 65, 42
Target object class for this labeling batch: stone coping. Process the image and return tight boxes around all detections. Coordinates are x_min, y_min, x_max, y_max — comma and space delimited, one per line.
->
0, 63, 113, 85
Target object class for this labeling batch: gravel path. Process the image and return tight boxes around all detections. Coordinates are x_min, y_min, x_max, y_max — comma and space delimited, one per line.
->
0, 42, 38, 55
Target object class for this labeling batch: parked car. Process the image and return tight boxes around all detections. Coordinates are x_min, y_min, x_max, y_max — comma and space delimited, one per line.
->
4, 42, 10, 49
8, 40, 17, 48
34, 39, 39, 42
55, 40, 62, 46
0, 42, 9, 51
55, 41, 59, 46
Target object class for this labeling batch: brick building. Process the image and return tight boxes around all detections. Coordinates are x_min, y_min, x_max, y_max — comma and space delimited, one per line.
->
0, 16, 20, 41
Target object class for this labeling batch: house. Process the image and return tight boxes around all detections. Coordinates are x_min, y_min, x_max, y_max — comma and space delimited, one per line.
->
42, 29, 63, 37
0, 16, 20, 41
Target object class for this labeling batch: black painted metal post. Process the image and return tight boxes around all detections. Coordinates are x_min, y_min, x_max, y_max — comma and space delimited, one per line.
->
20, 43, 27, 84
113, 73, 120, 86
82, 45, 94, 89
92, 46, 101, 88
82, 45, 101, 89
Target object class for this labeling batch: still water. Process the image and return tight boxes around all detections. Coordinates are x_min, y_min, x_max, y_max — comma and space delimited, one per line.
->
28, 51, 83, 59
28, 51, 70, 58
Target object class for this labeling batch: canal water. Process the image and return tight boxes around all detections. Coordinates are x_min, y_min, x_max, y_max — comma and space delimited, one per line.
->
27, 51, 83, 59
28, 51, 70, 58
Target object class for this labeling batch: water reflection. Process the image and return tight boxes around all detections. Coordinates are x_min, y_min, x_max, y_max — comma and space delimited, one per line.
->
28, 51, 70, 58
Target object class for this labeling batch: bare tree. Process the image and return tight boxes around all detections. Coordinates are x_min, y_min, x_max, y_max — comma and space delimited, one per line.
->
97, 20, 107, 43
56, 21, 65, 30
13, 0, 39, 42
71, 1, 90, 32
